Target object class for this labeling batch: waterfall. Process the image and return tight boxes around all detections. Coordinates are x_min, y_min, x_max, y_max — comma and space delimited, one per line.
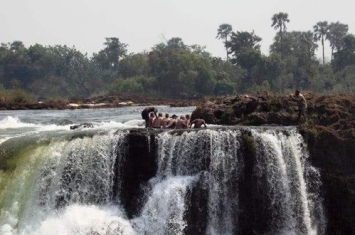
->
0, 131, 130, 235
153, 130, 240, 234
205, 130, 240, 235
0, 127, 325, 235
251, 129, 325, 235
132, 176, 195, 235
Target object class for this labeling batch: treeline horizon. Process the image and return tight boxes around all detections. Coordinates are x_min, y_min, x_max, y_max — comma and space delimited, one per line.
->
1, 12, 355, 103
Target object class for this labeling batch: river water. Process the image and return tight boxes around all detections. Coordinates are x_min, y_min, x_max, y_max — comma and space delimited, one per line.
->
0, 106, 194, 143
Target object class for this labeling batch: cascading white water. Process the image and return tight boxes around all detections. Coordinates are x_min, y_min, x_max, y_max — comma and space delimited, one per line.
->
154, 129, 241, 235
0, 131, 131, 235
206, 130, 240, 235
252, 129, 325, 235
156, 131, 206, 177
134, 131, 207, 235
132, 176, 195, 235
0, 127, 325, 235
27, 205, 136, 235
152, 128, 325, 235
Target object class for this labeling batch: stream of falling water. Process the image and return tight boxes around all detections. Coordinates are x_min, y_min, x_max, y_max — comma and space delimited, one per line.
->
0, 128, 325, 235
252, 129, 325, 235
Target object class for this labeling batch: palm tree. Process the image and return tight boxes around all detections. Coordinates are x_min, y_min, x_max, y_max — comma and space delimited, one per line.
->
216, 24, 233, 60
271, 12, 290, 58
313, 21, 329, 65
326, 22, 348, 60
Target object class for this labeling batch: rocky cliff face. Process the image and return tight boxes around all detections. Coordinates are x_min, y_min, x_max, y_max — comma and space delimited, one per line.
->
191, 93, 355, 234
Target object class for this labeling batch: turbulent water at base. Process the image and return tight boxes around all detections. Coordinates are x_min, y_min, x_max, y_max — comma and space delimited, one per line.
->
0, 108, 326, 235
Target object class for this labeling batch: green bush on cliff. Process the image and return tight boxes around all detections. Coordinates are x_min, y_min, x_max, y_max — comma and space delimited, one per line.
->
0, 88, 32, 104
9, 89, 32, 103
111, 77, 145, 94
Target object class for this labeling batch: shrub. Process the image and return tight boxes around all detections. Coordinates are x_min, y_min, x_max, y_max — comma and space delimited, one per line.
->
9, 89, 32, 103
111, 78, 144, 94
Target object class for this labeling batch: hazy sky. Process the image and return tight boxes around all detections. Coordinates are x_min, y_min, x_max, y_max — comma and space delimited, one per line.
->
1, 0, 354, 60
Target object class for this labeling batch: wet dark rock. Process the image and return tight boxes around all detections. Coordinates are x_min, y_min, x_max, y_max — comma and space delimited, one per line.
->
301, 126, 355, 234
70, 122, 94, 130
184, 173, 209, 235
118, 129, 159, 217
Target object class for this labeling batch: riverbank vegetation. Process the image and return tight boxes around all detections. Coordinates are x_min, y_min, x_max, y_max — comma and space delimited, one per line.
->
1, 13, 355, 103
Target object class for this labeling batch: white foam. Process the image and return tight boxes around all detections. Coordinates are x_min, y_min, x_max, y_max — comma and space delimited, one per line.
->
0, 117, 145, 135
133, 176, 195, 235
0, 224, 13, 235
0, 137, 12, 145
37, 124, 72, 132
124, 119, 145, 127
94, 120, 145, 130
28, 204, 136, 235
0, 116, 37, 129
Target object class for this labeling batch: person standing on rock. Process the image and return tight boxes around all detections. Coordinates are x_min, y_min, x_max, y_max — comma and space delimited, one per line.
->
141, 107, 157, 128
291, 90, 307, 123
190, 119, 207, 128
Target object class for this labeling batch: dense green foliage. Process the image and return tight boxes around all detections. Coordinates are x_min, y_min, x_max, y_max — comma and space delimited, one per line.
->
1, 14, 355, 101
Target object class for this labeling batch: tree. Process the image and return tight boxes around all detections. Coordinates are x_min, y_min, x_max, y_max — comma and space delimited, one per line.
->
190, 44, 211, 57
101, 37, 127, 71
333, 65, 355, 93
226, 31, 262, 88
214, 79, 235, 95
111, 77, 144, 93
27, 44, 54, 79
167, 37, 188, 50
227, 31, 262, 56
216, 24, 233, 60
333, 34, 355, 71
1, 41, 31, 89
271, 31, 318, 66
314, 21, 329, 65
148, 38, 221, 98
66, 49, 92, 96
271, 12, 290, 58
195, 67, 216, 95
10, 41, 25, 52
119, 53, 150, 78
300, 31, 318, 61
327, 22, 348, 59
270, 31, 319, 90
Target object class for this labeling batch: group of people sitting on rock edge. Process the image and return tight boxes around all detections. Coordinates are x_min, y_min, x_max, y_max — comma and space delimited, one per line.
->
141, 107, 206, 129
